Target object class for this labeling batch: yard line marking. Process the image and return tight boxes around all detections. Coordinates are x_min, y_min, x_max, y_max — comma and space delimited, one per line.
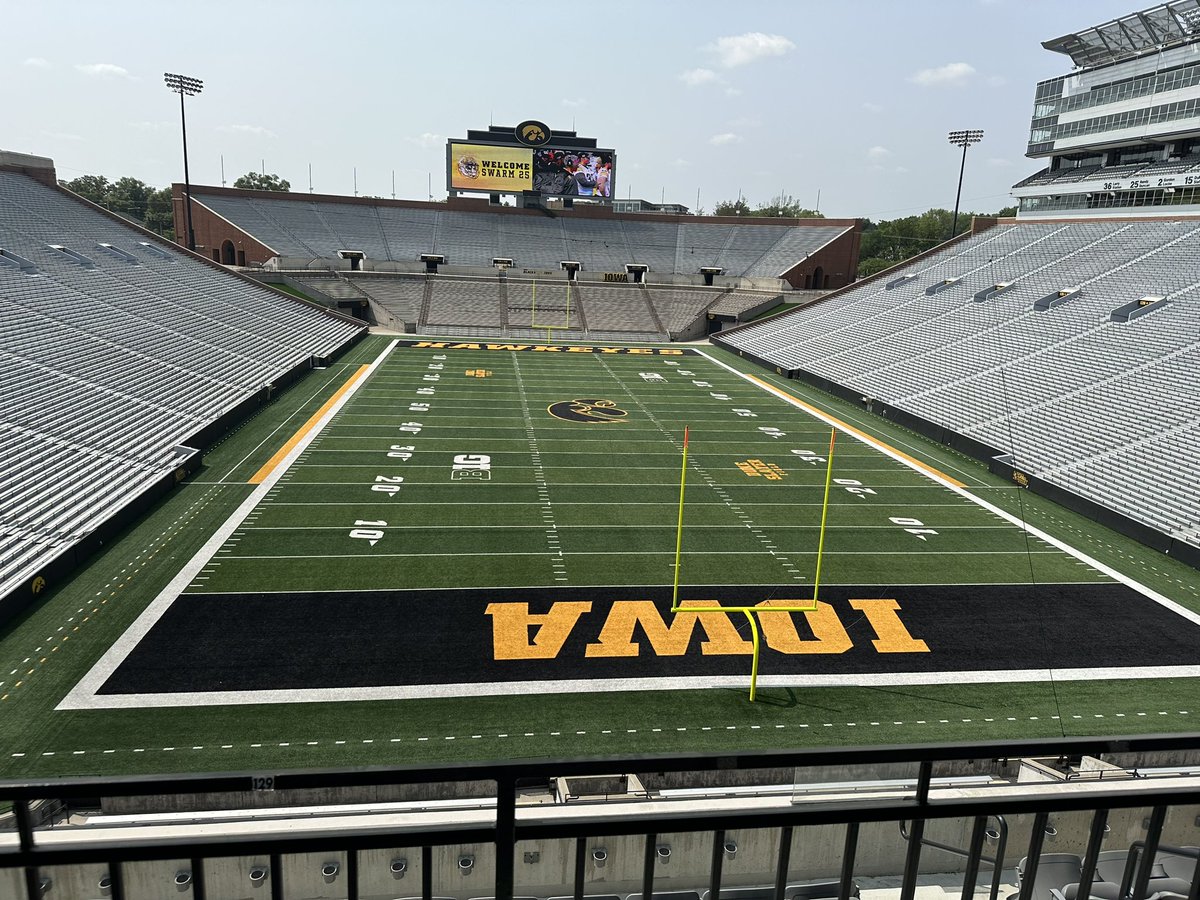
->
249, 363, 374, 484
59, 341, 399, 712
512, 354, 567, 583
208, 549, 1066, 560
696, 348, 1200, 630
740, 371, 965, 488
593, 353, 806, 584
263, 501, 973, 507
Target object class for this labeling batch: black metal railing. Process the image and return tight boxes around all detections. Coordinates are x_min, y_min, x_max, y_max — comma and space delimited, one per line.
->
2, 733, 1200, 900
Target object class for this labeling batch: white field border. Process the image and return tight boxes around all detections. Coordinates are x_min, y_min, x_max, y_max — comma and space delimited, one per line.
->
694, 348, 1200, 628
57, 340, 399, 711
57, 344, 1200, 710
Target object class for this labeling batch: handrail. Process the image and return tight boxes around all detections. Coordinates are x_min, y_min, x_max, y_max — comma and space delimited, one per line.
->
4, 733, 1200, 801
899, 815, 1008, 900
1115, 841, 1200, 900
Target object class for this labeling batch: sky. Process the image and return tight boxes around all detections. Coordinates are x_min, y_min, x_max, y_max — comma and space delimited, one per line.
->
3, 0, 1145, 221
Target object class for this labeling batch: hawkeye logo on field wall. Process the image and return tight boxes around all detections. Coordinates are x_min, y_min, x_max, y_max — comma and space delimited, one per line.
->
485, 599, 930, 660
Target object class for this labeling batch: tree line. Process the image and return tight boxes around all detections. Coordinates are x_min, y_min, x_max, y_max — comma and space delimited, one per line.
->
708, 194, 1017, 279
62, 173, 1011, 279
856, 205, 1017, 277
58, 171, 291, 240
710, 193, 822, 218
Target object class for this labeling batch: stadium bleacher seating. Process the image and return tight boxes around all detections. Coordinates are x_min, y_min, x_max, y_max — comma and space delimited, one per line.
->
425, 277, 506, 329
1013, 154, 1200, 190
346, 274, 425, 325
711, 289, 799, 318
644, 286, 727, 333
716, 219, 1200, 547
0, 171, 364, 606
575, 283, 664, 339
192, 191, 851, 278
281, 270, 784, 340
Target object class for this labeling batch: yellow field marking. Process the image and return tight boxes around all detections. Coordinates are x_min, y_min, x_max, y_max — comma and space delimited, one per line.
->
741, 373, 966, 489
249, 364, 371, 485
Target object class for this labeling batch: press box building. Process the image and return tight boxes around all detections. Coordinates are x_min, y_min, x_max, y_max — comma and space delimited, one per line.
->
1013, 0, 1200, 217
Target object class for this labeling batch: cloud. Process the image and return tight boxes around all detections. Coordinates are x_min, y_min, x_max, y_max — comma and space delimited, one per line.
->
669, 158, 691, 168
709, 133, 743, 146
39, 130, 84, 142
862, 101, 884, 113
709, 32, 795, 68
866, 146, 892, 161
724, 86, 743, 97
561, 97, 586, 108
217, 124, 277, 138
986, 157, 1013, 167
75, 62, 132, 79
23, 57, 50, 68
129, 120, 170, 132
909, 62, 976, 87
680, 67, 721, 87
404, 132, 443, 149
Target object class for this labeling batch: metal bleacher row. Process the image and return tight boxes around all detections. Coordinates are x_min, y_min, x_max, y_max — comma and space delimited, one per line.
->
0, 171, 365, 603
1013, 154, 1200, 189
717, 219, 1200, 546
193, 191, 850, 279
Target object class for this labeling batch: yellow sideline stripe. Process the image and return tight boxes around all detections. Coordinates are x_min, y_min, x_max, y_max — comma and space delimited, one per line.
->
742, 373, 967, 489
248, 364, 371, 485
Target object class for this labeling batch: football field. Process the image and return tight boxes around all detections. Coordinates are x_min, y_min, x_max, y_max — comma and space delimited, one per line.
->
59, 339, 1200, 714
5, 335, 1200, 778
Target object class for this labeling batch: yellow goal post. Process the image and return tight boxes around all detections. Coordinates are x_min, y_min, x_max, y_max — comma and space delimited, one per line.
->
670, 427, 838, 701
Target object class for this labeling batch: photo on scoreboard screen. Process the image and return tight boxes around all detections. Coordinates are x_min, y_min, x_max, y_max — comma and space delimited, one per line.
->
533, 148, 615, 198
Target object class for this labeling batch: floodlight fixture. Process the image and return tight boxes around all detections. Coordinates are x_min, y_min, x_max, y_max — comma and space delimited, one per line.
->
164, 72, 203, 95
1178, 6, 1200, 34
947, 129, 984, 240
948, 129, 985, 148
164, 72, 204, 251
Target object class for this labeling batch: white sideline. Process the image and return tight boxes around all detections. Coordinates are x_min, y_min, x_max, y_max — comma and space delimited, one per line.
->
57, 340, 398, 711
694, 348, 1200, 627
58, 344, 1200, 710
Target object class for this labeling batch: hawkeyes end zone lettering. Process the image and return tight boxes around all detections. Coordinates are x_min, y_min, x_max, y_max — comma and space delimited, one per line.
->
401, 340, 690, 356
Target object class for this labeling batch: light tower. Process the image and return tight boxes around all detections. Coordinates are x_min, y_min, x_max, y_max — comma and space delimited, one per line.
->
164, 72, 204, 252
947, 129, 984, 240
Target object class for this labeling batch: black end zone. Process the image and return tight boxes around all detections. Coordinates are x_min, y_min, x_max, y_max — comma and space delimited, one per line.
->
98, 583, 1199, 696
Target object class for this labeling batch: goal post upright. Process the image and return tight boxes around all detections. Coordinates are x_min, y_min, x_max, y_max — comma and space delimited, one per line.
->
670, 426, 689, 613
529, 277, 572, 342
669, 426, 838, 702
811, 428, 838, 606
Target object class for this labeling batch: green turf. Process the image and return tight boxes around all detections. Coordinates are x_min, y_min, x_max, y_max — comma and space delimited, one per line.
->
194, 345, 1100, 593
268, 282, 323, 304
747, 301, 803, 322
1, 334, 1198, 780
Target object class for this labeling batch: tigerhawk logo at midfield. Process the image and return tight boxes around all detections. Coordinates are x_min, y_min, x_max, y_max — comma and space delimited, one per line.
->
547, 398, 628, 424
